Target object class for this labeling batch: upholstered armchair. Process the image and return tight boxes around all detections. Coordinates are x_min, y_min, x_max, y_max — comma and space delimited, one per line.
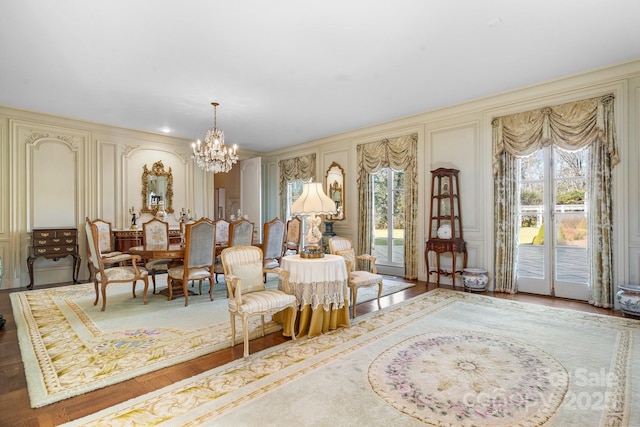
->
86, 217, 129, 282
261, 217, 286, 282
228, 218, 254, 246
142, 218, 172, 294
284, 217, 302, 256
213, 219, 230, 283
85, 219, 149, 311
167, 218, 216, 306
329, 236, 383, 318
221, 245, 297, 358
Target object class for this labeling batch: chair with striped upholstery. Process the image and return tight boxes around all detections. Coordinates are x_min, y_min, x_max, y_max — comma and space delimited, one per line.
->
221, 245, 297, 358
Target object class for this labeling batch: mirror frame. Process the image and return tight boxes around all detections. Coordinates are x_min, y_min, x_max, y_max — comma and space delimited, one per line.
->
325, 161, 345, 221
141, 160, 174, 215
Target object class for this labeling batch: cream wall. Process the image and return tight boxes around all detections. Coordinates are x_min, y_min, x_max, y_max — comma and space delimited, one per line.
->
2, 59, 640, 294
0, 108, 212, 288
262, 59, 640, 293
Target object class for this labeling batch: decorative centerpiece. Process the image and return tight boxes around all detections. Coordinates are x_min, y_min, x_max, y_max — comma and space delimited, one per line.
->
462, 268, 489, 291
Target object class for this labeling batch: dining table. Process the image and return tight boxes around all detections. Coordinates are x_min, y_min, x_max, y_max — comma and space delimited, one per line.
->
130, 242, 230, 300
129, 243, 186, 300
274, 254, 350, 338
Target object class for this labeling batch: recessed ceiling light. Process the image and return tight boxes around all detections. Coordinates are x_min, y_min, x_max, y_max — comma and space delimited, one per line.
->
161, 127, 171, 133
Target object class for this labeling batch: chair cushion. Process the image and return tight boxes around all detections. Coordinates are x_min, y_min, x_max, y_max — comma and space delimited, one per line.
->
350, 271, 383, 287
97, 266, 147, 281
263, 258, 279, 270
228, 289, 297, 314
168, 266, 211, 281
230, 262, 264, 293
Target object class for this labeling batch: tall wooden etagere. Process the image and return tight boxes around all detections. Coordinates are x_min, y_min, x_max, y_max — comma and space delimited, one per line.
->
425, 168, 467, 286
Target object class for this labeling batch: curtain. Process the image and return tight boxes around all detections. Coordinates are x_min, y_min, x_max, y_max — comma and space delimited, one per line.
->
492, 95, 618, 305
278, 154, 316, 218
356, 133, 418, 279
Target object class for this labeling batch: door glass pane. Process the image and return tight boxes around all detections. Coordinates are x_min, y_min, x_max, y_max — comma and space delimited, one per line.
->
518, 151, 544, 279
371, 168, 404, 267
372, 171, 389, 262
391, 170, 405, 264
553, 147, 589, 283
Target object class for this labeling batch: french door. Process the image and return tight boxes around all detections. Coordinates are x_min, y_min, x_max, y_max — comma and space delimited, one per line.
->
517, 146, 590, 300
371, 167, 405, 276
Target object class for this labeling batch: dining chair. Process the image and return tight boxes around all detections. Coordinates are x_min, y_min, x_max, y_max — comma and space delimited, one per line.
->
220, 245, 297, 358
261, 217, 286, 282
167, 218, 216, 306
212, 219, 230, 283
86, 217, 130, 281
328, 236, 383, 318
283, 217, 302, 256
85, 219, 149, 311
214, 219, 230, 246
228, 218, 255, 246
142, 218, 172, 294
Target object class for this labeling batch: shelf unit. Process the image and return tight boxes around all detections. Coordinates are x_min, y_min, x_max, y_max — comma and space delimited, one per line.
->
425, 168, 467, 286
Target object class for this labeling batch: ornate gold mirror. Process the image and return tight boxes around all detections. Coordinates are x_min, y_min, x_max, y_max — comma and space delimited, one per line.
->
325, 161, 345, 220
141, 161, 174, 214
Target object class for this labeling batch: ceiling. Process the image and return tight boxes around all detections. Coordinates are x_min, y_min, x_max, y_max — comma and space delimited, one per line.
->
2, 1, 640, 153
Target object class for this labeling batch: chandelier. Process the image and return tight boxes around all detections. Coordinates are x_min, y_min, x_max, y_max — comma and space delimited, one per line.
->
191, 102, 238, 173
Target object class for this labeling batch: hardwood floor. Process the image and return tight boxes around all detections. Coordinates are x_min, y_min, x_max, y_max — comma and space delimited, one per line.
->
0, 279, 628, 426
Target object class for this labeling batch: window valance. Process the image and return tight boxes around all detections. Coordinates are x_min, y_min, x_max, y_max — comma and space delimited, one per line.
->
279, 153, 316, 218
492, 94, 618, 176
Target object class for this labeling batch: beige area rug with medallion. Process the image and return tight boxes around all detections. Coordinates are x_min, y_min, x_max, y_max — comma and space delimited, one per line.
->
63, 288, 639, 427
10, 275, 413, 408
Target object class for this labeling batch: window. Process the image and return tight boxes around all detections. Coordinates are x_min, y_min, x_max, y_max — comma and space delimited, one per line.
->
285, 178, 310, 220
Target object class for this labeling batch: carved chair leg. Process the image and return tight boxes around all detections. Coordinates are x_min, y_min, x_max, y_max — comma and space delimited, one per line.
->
100, 284, 108, 311
242, 315, 250, 358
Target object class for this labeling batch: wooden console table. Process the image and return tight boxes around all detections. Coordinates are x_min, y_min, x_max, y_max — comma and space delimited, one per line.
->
27, 227, 80, 290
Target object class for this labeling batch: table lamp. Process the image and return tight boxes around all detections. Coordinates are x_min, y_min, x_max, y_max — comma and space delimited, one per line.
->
291, 181, 337, 258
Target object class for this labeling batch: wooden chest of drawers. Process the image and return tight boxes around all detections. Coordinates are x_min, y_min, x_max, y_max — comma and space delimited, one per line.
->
27, 227, 81, 289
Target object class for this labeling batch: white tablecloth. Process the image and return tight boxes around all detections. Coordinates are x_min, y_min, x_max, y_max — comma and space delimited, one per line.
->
280, 254, 348, 311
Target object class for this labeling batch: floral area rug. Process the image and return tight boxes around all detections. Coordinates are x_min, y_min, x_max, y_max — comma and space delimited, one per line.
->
11, 275, 413, 408
10, 276, 282, 408
64, 288, 639, 427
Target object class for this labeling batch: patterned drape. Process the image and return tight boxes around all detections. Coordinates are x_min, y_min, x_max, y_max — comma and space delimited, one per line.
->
356, 133, 418, 279
278, 154, 316, 218
492, 95, 618, 305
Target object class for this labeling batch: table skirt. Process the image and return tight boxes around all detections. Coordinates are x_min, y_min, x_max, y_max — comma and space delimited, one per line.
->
274, 299, 350, 338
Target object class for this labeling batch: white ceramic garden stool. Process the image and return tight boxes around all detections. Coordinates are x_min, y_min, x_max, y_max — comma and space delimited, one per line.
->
462, 268, 489, 292
616, 284, 640, 316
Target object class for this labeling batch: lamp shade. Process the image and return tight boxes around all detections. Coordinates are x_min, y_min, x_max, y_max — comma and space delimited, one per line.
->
291, 182, 337, 216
